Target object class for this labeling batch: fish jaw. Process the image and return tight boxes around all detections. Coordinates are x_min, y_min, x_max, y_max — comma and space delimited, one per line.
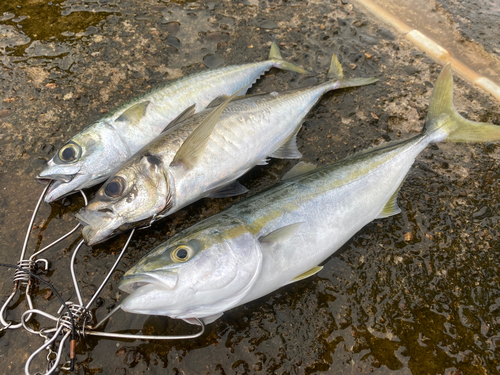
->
76, 206, 125, 246
37, 160, 84, 202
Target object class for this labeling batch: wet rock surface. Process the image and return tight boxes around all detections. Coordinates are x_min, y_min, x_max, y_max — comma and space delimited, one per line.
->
0, 0, 499, 374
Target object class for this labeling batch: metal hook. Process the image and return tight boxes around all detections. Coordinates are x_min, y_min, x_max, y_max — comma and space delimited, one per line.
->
87, 307, 206, 340
1, 186, 88, 330
21, 228, 207, 375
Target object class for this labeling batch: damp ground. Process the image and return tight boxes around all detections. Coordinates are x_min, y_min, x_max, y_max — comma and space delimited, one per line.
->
0, 0, 499, 374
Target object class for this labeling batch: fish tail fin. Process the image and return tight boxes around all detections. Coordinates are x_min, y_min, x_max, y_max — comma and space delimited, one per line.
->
325, 54, 378, 90
424, 63, 500, 143
269, 41, 310, 75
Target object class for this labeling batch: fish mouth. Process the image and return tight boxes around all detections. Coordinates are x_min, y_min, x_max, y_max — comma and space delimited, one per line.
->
76, 208, 121, 246
36, 166, 85, 203
119, 271, 178, 294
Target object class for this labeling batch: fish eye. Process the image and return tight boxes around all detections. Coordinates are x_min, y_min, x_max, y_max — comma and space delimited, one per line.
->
104, 176, 125, 198
171, 245, 192, 263
57, 142, 81, 163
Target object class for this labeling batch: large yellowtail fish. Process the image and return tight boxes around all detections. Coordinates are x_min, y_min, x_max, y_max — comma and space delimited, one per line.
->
76, 56, 378, 245
118, 64, 500, 325
36, 42, 308, 202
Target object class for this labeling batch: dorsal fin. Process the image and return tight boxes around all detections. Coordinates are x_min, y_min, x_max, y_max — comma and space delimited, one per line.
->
282, 162, 317, 180
258, 223, 303, 244
169, 89, 241, 170
116, 101, 150, 123
161, 104, 196, 133
327, 54, 344, 80
286, 266, 323, 285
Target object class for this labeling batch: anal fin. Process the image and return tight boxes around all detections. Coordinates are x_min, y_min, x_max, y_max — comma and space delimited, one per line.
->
270, 131, 302, 159
376, 179, 406, 219
286, 266, 323, 285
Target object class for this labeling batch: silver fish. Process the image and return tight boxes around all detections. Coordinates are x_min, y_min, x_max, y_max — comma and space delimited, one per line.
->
37, 42, 308, 203
76, 56, 378, 245
118, 64, 500, 325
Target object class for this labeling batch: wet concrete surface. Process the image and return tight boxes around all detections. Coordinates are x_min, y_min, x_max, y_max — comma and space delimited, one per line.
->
0, 0, 499, 374
368, 0, 500, 87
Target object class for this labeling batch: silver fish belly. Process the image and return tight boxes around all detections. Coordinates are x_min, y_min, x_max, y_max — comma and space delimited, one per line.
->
118, 64, 500, 325
37, 42, 308, 203
76, 56, 378, 245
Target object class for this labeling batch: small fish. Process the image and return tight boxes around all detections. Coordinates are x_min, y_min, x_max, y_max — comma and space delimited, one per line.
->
118, 64, 500, 325
36, 42, 308, 203
76, 56, 378, 245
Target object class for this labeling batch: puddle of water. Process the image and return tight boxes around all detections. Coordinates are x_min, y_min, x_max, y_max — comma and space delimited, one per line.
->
0, 0, 113, 55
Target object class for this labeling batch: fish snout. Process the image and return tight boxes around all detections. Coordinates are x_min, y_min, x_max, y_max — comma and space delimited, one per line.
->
119, 270, 178, 294
76, 207, 119, 246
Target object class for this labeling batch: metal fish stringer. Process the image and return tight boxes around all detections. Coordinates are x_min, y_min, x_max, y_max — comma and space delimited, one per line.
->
22, 229, 205, 375
0, 183, 88, 330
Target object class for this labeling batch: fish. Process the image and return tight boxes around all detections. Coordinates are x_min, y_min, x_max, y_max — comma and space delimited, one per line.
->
75, 55, 378, 245
36, 42, 308, 203
117, 64, 500, 325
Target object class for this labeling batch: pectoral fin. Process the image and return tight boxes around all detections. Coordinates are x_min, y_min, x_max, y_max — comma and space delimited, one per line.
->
270, 131, 302, 159
286, 266, 323, 285
170, 89, 242, 170
116, 101, 150, 123
282, 162, 317, 180
208, 181, 248, 198
161, 104, 196, 133
259, 222, 303, 244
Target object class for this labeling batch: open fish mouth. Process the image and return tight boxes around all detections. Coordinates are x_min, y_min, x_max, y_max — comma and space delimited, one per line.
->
119, 272, 178, 294
76, 209, 122, 245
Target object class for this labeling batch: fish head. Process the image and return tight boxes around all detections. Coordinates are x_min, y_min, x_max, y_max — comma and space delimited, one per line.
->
76, 153, 172, 245
37, 121, 130, 203
118, 218, 263, 320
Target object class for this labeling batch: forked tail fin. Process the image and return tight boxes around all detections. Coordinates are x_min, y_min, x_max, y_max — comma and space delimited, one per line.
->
424, 63, 500, 142
268, 41, 310, 75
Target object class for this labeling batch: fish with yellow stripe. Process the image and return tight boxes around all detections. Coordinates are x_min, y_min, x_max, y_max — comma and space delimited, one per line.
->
118, 64, 500, 325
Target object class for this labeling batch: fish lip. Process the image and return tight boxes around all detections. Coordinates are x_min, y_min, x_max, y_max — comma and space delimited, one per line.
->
76, 209, 121, 246
119, 272, 178, 294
